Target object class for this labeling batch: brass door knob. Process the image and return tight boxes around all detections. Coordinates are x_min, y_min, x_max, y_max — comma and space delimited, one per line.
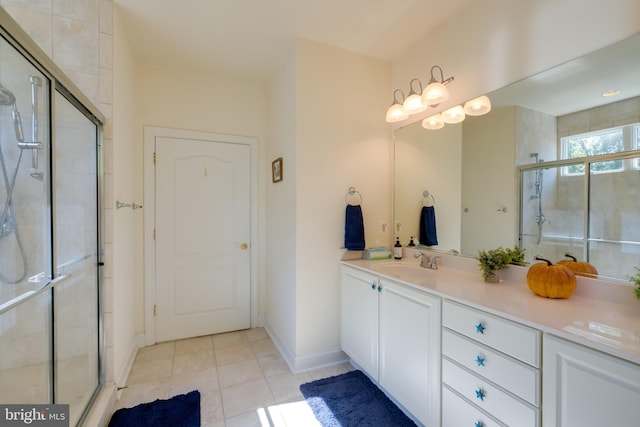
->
240, 243, 249, 250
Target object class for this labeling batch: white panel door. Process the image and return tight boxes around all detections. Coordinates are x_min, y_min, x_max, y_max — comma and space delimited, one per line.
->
155, 136, 251, 342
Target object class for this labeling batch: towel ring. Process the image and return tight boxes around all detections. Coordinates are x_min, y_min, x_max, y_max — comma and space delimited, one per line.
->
345, 187, 362, 206
422, 191, 435, 207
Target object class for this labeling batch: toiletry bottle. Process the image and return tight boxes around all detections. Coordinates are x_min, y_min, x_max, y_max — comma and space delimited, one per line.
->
408, 236, 416, 247
394, 237, 402, 259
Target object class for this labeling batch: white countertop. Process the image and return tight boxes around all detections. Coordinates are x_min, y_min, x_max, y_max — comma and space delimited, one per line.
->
342, 248, 640, 365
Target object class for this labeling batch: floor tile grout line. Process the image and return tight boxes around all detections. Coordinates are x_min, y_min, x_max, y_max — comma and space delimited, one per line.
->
116, 328, 310, 425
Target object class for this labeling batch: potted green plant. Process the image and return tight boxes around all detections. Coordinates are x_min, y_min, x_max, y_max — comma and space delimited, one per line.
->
477, 246, 526, 282
505, 246, 527, 266
627, 266, 640, 300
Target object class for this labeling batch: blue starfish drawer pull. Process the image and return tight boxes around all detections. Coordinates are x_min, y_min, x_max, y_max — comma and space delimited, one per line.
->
475, 422, 484, 427
371, 283, 376, 290
475, 388, 486, 401
476, 355, 485, 367
377, 286, 382, 293
475, 322, 485, 334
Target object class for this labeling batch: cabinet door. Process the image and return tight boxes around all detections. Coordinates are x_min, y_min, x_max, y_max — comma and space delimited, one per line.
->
340, 266, 380, 379
379, 278, 441, 427
543, 334, 640, 427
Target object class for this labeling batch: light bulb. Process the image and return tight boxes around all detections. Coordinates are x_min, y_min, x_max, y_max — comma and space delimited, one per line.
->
423, 81, 449, 106
441, 105, 465, 124
386, 103, 408, 123
422, 114, 444, 130
464, 95, 491, 116
402, 93, 427, 115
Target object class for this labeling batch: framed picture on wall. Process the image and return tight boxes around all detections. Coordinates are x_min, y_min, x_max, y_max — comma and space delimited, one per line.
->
272, 157, 283, 183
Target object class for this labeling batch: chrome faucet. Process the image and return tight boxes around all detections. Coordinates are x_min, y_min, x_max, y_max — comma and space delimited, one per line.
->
414, 252, 441, 269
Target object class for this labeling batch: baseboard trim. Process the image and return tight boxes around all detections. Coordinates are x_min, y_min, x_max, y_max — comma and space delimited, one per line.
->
254, 313, 265, 328
291, 348, 350, 373
115, 333, 144, 399
83, 383, 117, 427
264, 322, 349, 374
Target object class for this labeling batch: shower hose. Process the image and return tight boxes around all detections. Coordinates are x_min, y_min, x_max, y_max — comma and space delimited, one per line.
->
0, 142, 28, 284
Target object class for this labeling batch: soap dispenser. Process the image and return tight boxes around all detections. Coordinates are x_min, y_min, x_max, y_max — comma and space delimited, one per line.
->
394, 237, 402, 260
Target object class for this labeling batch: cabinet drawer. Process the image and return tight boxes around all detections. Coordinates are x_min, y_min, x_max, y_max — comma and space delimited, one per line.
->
443, 385, 504, 427
443, 300, 540, 367
443, 358, 539, 427
443, 329, 540, 406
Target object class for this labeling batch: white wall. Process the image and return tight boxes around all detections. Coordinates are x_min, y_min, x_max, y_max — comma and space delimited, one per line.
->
265, 41, 298, 363
134, 61, 269, 329
461, 108, 516, 254
392, 0, 640, 129
296, 38, 391, 366
394, 122, 462, 250
265, 39, 391, 371
112, 5, 139, 388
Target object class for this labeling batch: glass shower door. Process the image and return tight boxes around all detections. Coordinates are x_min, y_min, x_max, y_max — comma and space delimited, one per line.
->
519, 165, 586, 264
53, 91, 100, 426
0, 34, 52, 405
588, 156, 640, 279
0, 11, 104, 425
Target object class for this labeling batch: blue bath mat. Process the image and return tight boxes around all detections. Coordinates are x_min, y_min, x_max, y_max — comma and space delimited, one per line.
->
300, 370, 416, 426
108, 390, 200, 427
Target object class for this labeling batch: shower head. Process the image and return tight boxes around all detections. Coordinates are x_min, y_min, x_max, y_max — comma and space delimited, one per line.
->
0, 86, 16, 105
0, 84, 24, 142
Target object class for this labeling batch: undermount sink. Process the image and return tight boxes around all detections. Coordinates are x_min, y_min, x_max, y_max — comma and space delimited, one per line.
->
373, 261, 435, 283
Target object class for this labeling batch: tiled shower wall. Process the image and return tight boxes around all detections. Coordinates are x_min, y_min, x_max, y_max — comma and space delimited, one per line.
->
557, 96, 640, 135
0, 0, 115, 385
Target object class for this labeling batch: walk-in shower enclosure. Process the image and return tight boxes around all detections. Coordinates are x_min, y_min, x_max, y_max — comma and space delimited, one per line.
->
0, 11, 104, 426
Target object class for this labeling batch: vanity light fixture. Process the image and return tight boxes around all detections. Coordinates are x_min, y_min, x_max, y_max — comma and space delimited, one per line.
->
464, 95, 492, 116
386, 65, 490, 128
441, 105, 466, 124
402, 78, 428, 115
422, 65, 455, 107
602, 89, 621, 97
385, 89, 409, 123
422, 113, 444, 130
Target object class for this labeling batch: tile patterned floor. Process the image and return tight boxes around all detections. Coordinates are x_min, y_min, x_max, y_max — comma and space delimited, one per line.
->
112, 328, 353, 426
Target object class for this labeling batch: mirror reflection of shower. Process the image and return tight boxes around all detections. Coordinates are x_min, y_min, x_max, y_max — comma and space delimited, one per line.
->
530, 153, 547, 245
0, 76, 42, 284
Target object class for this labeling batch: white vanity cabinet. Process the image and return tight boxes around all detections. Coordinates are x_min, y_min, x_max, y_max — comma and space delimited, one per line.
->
542, 334, 640, 427
378, 277, 441, 427
340, 266, 380, 379
442, 300, 541, 427
340, 265, 441, 427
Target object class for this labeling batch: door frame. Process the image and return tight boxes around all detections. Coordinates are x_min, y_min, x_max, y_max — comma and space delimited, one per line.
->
143, 126, 258, 345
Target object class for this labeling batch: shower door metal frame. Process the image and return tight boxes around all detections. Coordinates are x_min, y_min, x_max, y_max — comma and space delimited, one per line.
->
0, 7, 106, 424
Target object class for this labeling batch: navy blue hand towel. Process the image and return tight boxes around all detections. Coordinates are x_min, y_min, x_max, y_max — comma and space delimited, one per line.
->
419, 206, 438, 246
345, 204, 365, 250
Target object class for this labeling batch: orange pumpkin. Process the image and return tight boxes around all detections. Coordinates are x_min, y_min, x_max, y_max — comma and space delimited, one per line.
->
527, 256, 576, 299
557, 253, 598, 277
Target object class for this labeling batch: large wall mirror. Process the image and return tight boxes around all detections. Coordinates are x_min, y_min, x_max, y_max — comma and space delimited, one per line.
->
394, 34, 640, 281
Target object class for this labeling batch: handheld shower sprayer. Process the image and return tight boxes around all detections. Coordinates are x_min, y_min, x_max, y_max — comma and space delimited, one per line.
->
529, 153, 547, 244
0, 82, 28, 282
29, 76, 42, 178
0, 85, 25, 144
12, 105, 24, 143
